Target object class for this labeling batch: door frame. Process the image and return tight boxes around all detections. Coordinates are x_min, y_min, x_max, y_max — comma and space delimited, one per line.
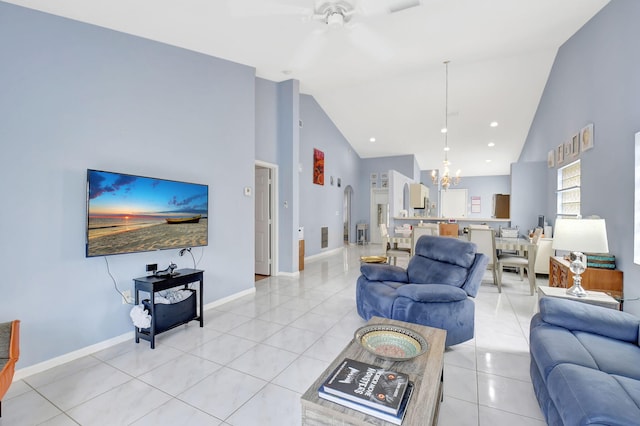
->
255, 160, 278, 276
343, 185, 354, 244
370, 188, 389, 245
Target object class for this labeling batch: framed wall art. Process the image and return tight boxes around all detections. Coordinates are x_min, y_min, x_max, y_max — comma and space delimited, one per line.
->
313, 148, 324, 185
547, 150, 555, 168
581, 123, 594, 152
571, 133, 580, 158
556, 144, 564, 166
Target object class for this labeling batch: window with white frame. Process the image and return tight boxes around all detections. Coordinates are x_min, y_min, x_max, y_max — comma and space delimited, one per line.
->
557, 160, 581, 217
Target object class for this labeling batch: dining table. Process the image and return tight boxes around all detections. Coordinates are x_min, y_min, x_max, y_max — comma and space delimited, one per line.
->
387, 232, 537, 295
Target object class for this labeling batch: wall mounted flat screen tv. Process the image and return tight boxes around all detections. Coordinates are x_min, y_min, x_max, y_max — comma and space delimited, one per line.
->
86, 169, 208, 257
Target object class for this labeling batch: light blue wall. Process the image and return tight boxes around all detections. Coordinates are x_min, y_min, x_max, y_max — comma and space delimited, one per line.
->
419, 172, 510, 219
510, 162, 547, 232
413, 157, 421, 182
8, 0, 635, 370
362, 155, 416, 186
299, 95, 362, 252
458, 175, 511, 219
255, 78, 279, 164
0, 3, 256, 367
276, 80, 300, 272
359, 155, 418, 226
256, 81, 364, 259
519, 0, 640, 314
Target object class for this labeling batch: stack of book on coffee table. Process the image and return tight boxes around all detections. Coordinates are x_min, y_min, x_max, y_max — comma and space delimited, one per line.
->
318, 358, 414, 425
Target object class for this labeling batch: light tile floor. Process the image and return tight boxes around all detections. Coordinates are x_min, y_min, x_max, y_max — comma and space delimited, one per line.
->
2, 244, 546, 425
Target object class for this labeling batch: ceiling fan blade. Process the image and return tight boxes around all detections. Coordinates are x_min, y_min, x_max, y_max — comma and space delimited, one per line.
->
228, 0, 314, 18
353, 0, 422, 15
347, 23, 394, 61
288, 29, 329, 70
353, 0, 391, 15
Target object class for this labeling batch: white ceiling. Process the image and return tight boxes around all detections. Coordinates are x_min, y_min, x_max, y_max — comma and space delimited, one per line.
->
5, 0, 610, 176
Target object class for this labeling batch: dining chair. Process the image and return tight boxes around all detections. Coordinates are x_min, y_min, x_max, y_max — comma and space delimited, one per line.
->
411, 223, 439, 253
468, 227, 500, 291
380, 224, 411, 265
468, 224, 490, 230
439, 223, 459, 238
497, 227, 543, 294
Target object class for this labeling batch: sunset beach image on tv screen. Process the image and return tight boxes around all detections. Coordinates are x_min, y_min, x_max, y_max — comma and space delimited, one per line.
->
86, 169, 208, 257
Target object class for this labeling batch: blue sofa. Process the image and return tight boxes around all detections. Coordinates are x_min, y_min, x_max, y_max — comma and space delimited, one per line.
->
530, 297, 640, 425
356, 235, 488, 347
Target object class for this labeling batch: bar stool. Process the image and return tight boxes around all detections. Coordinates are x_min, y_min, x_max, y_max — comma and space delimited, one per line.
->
356, 223, 368, 245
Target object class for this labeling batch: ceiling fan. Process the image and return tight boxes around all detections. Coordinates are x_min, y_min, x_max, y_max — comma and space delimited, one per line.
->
296, 0, 423, 70
230, 0, 422, 69
309, 2, 358, 27
229, 0, 421, 20
309, 0, 422, 26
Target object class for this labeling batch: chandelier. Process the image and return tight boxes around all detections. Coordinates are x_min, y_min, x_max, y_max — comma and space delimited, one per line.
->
431, 60, 461, 191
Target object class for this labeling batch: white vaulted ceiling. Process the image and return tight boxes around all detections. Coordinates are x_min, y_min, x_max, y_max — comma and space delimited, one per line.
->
4, 0, 610, 176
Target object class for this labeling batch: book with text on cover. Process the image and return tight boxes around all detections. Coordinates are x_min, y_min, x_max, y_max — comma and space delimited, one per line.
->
322, 358, 409, 415
319, 381, 414, 425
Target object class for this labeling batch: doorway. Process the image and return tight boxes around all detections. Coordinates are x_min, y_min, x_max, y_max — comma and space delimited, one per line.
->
255, 162, 277, 280
343, 185, 354, 243
370, 188, 389, 245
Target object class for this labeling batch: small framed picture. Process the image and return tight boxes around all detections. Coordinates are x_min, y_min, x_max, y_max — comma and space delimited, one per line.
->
581, 123, 594, 152
564, 141, 572, 158
556, 144, 564, 165
571, 133, 580, 158
337, 178, 341, 188
547, 150, 555, 168
330, 176, 334, 186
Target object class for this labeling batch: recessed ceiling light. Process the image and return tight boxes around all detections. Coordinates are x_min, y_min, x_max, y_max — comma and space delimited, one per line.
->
441, 128, 447, 133
282, 70, 292, 75
369, 137, 376, 142
488, 142, 495, 147
444, 146, 450, 152
490, 121, 499, 127
486, 159, 492, 163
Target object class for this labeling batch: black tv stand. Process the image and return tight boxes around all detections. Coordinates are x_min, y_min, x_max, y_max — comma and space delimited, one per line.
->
133, 268, 204, 349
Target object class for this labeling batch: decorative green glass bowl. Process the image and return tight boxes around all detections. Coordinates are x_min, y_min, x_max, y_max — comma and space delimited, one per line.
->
354, 324, 429, 361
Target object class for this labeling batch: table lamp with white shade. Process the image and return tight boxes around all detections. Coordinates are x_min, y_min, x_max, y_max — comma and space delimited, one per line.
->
552, 217, 609, 297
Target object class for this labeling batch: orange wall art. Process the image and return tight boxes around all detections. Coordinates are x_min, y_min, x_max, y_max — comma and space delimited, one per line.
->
313, 148, 324, 185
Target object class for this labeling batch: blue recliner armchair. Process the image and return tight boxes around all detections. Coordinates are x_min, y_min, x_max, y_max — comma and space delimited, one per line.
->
356, 235, 488, 346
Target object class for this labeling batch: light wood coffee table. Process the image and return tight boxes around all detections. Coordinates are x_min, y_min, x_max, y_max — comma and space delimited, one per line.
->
301, 317, 446, 425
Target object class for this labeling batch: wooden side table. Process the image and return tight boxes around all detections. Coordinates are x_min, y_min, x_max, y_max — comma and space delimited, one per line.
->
549, 256, 623, 294
537, 285, 620, 310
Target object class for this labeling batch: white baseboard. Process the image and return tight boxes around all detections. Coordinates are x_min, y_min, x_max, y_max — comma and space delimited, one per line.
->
14, 287, 257, 381
304, 246, 343, 262
203, 287, 255, 311
14, 333, 134, 381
